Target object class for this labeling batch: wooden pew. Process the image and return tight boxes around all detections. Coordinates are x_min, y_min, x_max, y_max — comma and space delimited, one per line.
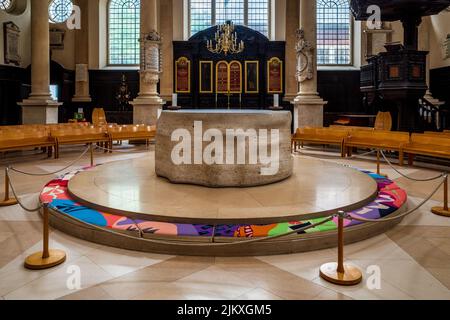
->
51, 127, 110, 158
424, 131, 450, 137
107, 125, 156, 151
345, 130, 410, 165
0, 128, 56, 158
291, 127, 349, 157
329, 125, 374, 132
401, 134, 450, 166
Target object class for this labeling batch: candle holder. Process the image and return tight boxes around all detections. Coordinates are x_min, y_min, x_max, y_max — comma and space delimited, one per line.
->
168, 93, 181, 110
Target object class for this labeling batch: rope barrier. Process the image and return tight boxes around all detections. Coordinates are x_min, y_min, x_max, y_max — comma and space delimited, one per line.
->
380, 150, 446, 182
8, 145, 91, 177
5, 167, 44, 212
94, 143, 150, 154
293, 146, 376, 159
348, 175, 447, 223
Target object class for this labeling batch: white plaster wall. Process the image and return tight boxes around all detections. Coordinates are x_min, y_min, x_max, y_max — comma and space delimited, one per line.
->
50, 22, 76, 70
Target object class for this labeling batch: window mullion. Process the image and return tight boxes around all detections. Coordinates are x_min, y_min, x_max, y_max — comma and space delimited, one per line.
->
212, 0, 216, 26
244, 0, 248, 26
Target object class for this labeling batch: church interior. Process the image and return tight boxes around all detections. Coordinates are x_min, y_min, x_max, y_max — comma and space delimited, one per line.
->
1, 0, 450, 301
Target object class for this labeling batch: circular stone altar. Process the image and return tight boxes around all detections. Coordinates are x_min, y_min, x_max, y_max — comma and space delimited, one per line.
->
67, 156, 378, 224
155, 110, 293, 187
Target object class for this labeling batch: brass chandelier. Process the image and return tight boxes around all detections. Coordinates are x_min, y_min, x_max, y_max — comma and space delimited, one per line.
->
207, 21, 244, 55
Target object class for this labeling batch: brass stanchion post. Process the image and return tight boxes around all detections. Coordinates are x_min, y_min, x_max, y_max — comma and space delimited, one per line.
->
432, 175, 450, 217
376, 150, 388, 178
319, 211, 363, 286
24, 203, 66, 270
0, 168, 18, 207
90, 143, 94, 167
376, 150, 381, 175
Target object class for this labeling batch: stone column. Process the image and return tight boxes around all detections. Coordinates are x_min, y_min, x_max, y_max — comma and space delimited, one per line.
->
284, 0, 299, 102
18, 0, 62, 124
72, 0, 91, 103
130, 0, 165, 126
292, 0, 327, 129
160, 0, 174, 103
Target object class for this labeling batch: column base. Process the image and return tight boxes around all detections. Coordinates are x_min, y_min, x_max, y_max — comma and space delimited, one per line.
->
292, 95, 327, 129
18, 99, 62, 124
283, 94, 298, 104
130, 96, 165, 126
72, 96, 92, 103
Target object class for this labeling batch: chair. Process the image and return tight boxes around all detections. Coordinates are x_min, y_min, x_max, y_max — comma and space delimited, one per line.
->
374, 111, 393, 131
92, 108, 108, 126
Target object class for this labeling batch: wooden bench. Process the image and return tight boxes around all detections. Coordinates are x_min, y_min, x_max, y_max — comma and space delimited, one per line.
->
345, 131, 410, 164
424, 131, 450, 137
291, 127, 349, 157
329, 125, 374, 132
107, 125, 156, 151
0, 129, 56, 158
401, 134, 450, 166
51, 127, 110, 158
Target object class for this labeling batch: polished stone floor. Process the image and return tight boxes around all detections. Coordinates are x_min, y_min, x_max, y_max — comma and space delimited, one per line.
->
1, 144, 450, 300
68, 156, 377, 223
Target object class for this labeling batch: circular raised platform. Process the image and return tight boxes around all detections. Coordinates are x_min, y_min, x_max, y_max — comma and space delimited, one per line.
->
155, 110, 293, 187
67, 156, 378, 224
41, 156, 408, 256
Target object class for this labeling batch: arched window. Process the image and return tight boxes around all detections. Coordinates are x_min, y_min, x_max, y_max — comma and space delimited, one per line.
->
317, 0, 352, 65
108, 0, 140, 65
189, 0, 270, 37
48, 0, 73, 24
0, 0, 13, 11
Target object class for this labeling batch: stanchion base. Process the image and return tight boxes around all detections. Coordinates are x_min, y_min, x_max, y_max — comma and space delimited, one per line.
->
319, 262, 363, 286
24, 250, 66, 270
431, 207, 450, 218
0, 198, 18, 207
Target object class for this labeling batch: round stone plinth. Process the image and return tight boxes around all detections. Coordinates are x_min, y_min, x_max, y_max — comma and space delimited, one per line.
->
155, 110, 293, 187
67, 156, 378, 224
